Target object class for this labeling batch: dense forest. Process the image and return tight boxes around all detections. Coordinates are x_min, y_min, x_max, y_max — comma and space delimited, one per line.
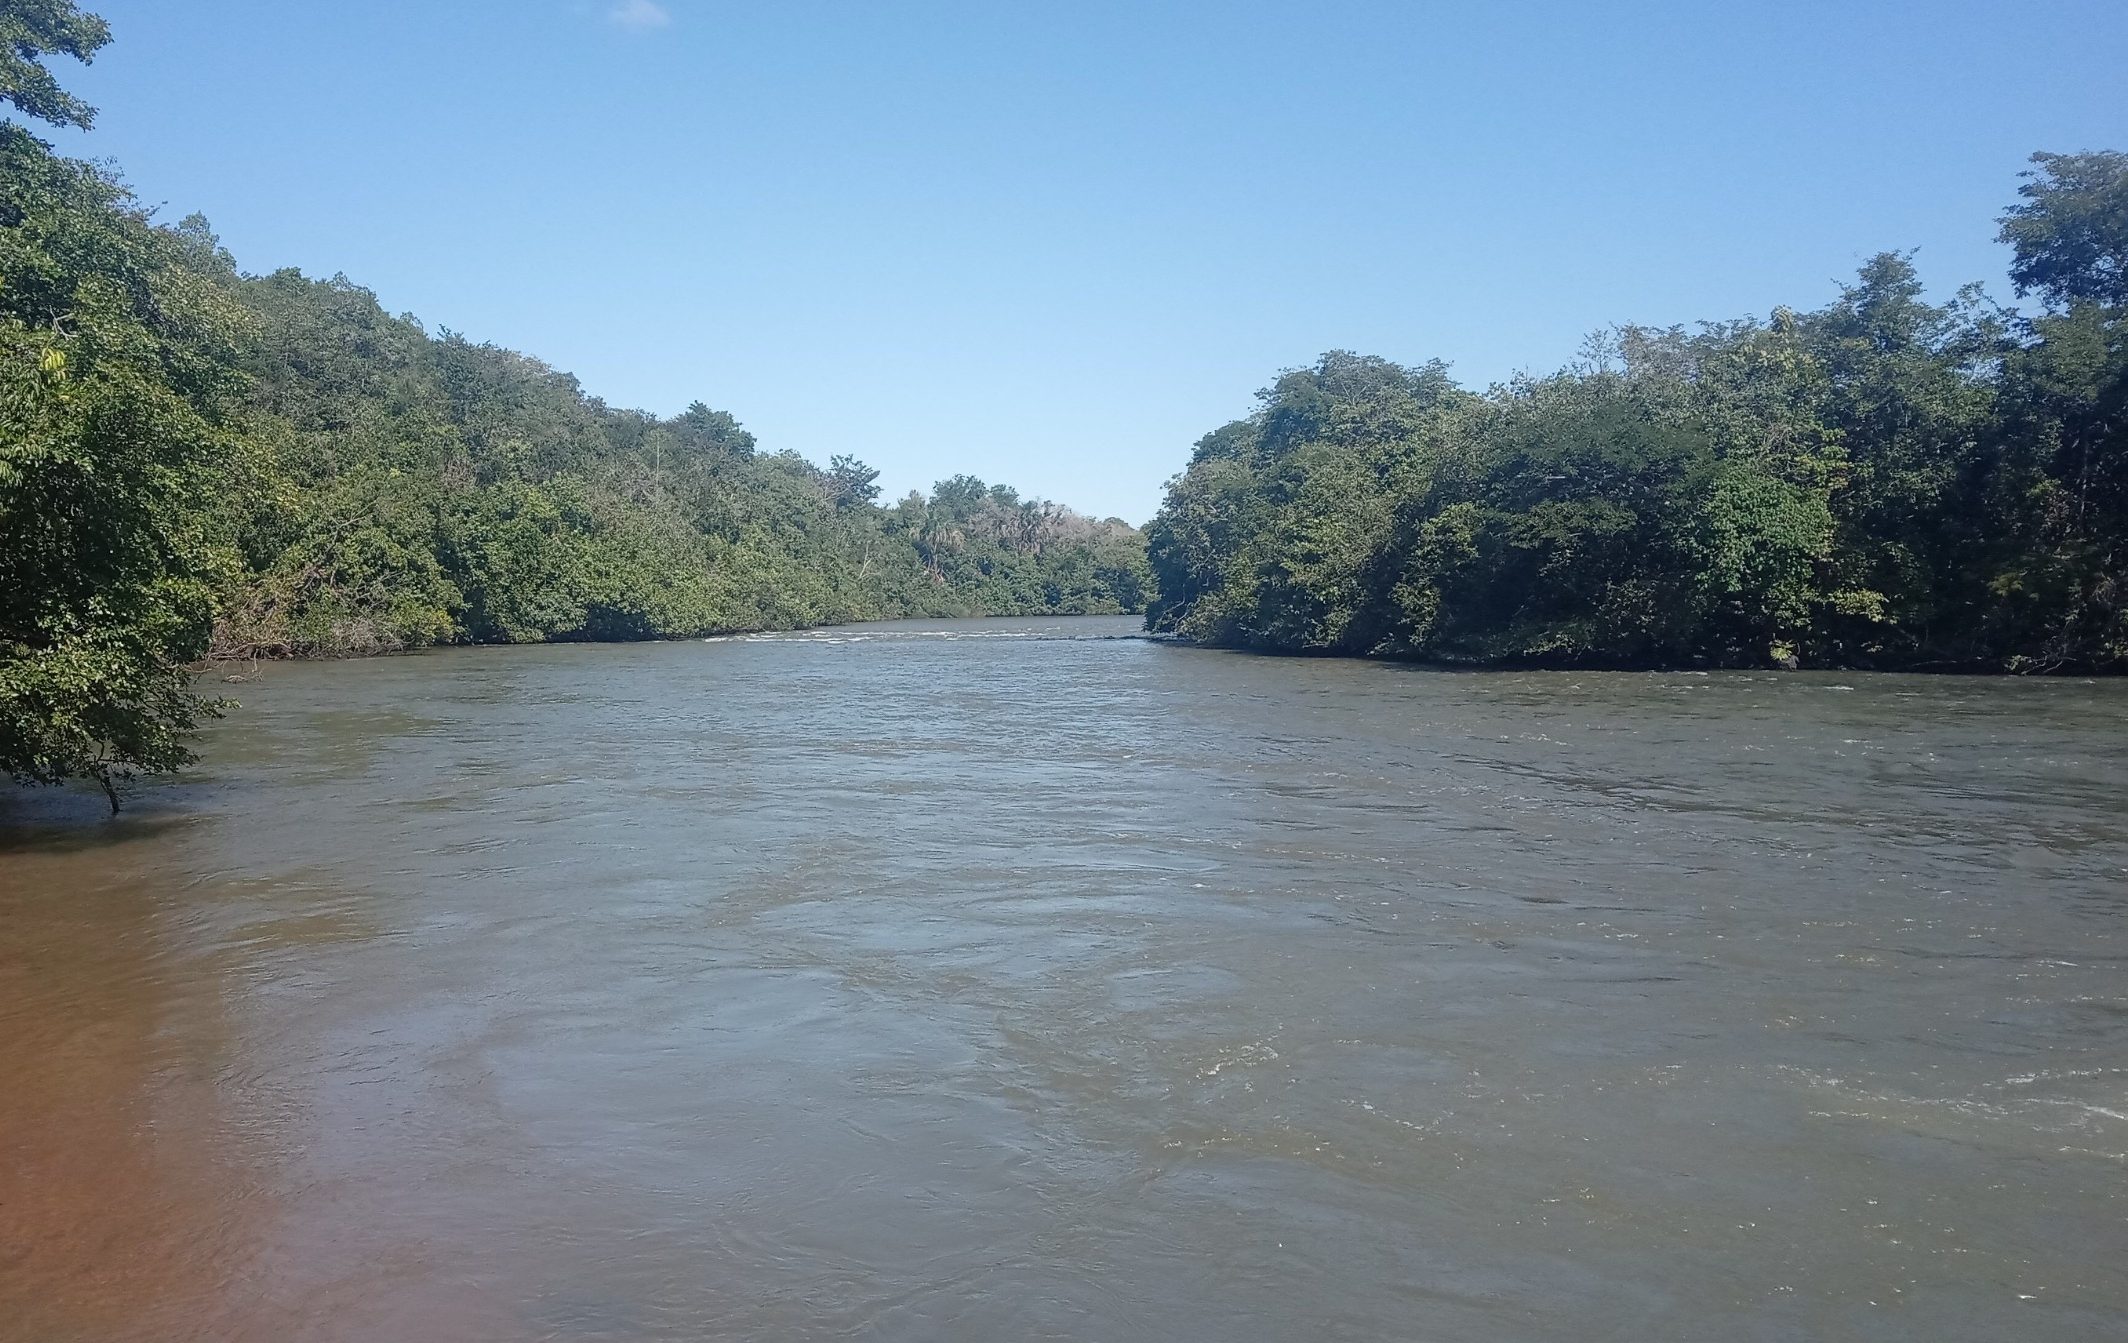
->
0, 2, 1146, 804
1148, 156, 2127, 673
216, 266, 1147, 656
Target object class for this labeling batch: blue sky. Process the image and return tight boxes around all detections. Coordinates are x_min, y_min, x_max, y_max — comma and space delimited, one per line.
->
53, 1, 2128, 522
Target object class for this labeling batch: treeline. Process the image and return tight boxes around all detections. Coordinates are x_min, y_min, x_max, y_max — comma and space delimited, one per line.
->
1149, 155, 2127, 672
0, 2, 1145, 803
216, 267, 1147, 658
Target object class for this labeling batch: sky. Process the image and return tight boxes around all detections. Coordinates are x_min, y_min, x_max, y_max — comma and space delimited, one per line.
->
51, 0, 2128, 523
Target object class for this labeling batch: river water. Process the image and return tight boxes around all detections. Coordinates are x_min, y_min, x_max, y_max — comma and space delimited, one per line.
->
2, 616, 2124, 1342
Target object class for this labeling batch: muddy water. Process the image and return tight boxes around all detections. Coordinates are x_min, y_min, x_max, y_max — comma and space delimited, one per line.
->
2, 616, 2124, 1342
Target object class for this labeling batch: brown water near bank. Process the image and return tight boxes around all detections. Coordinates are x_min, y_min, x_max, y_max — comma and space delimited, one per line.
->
3, 616, 2125, 1341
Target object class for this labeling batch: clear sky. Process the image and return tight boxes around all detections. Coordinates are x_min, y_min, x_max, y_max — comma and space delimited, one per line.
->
52, 1, 2128, 522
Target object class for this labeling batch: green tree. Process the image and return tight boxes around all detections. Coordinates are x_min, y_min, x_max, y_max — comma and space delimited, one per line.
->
2000, 151, 2128, 310
1979, 151, 2128, 667
1, 3, 251, 807
827, 454, 880, 510
0, 0, 109, 130
1147, 162, 2128, 673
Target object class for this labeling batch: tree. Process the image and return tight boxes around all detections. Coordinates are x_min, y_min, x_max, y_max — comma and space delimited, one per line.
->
1985, 152, 2128, 667
0, 3, 257, 808
1145, 159, 2128, 672
0, 0, 110, 130
0, 130, 252, 807
826, 454, 880, 510
1999, 151, 2128, 311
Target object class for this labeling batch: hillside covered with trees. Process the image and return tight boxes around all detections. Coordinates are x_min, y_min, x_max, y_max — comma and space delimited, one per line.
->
214, 265, 1148, 658
0, 0, 1145, 804
1148, 153, 2127, 673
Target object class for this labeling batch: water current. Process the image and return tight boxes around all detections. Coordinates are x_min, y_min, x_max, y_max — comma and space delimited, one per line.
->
2, 616, 2124, 1341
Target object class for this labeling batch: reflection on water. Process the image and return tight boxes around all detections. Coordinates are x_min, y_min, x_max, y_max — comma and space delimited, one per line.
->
2, 616, 2125, 1341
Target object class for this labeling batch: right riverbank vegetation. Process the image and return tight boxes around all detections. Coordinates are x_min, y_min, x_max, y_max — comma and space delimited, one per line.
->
0, 3, 1148, 805
1147, 155, 2127, 675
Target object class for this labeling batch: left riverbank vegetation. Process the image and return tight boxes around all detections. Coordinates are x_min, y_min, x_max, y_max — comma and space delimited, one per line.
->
0, 1, 1149, 806
1148, 153, 2128, 674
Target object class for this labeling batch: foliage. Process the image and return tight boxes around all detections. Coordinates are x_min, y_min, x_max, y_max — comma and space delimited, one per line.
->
1148, 167, 2128, 671
0, 0, 108, 130
2001, 151, 2128, 310
0, 125, 248, 805
883, 475, 1149, 617
205, 269, 1150, 660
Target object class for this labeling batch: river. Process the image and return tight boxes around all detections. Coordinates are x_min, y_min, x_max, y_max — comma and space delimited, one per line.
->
2, 616, 2123, 1341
